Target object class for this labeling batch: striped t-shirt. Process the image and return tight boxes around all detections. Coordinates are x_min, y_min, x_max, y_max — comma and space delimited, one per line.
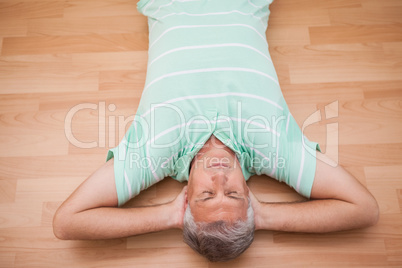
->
107, 0, 320, 206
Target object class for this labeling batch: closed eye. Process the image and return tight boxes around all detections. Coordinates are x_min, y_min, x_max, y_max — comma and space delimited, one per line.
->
196, 191, 243, 202
201, 191, 214, 201
226, 191, 243, 200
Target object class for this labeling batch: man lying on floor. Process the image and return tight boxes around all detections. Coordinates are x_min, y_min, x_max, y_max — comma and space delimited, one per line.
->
53, 0, 379, 262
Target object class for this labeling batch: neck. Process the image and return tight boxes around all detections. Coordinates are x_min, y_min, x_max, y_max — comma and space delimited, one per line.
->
189, 135, 235, 173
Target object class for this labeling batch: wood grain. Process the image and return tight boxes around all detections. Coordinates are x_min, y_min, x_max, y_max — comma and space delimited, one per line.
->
1, 0, 401, 267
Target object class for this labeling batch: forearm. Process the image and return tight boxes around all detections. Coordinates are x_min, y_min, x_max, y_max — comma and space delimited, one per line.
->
255, 199, 377, 233
253, 153, 379, 233
54, 203, 177, 240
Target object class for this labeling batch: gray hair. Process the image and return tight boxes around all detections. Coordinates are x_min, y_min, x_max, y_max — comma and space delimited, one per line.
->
182, 198, 255, 262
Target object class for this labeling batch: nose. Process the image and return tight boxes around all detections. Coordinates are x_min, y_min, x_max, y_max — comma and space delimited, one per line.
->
211, 171, 228, 184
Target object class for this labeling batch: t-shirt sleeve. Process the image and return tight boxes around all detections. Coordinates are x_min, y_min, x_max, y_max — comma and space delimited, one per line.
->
272, 113, 321, 198
279, 113, 321, 198
106, 119, 160, 207
248, 112, 320, 199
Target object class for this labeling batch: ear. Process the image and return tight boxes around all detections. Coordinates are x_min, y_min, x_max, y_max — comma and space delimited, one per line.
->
183, 185, 188, 210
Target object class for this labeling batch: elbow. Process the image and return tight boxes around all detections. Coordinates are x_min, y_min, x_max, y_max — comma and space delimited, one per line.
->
53, 208, 72, 240
368, 199, 380, 227
360, 195, 380, 228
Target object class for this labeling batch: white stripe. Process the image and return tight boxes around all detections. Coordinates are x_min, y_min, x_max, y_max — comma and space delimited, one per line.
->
124, 170, 133, 200
142, 92, 283, 118
146, 145, 161, 182
144, 114, 280, 141
120, 138, 127, 160
147, 121, 191, 176
243, 143, 271, 166
156, 10, 265, 22
243, 143, 268, 160
270, 140, 279, 177
133, 120, 140, 150
152, 118, 221, 147
146, 121, 211, 174
296, 141, 305, 192
141, 0, 155, 14
149, 24, 266, 50
161, 143, 204, 168
229, 116, 280, 137
149, 10, 266, 32
150, 0, 201, 17
150, 122, 188, 145
149, 43, 272, 67
149, 1, 173, 17
286, 113, 291, 134
248, 0, 268, 9
144, 67, 279, 92
145, 114, 214, 177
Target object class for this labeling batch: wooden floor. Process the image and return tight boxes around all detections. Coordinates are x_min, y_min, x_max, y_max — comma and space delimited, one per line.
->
1, 0, 402, 267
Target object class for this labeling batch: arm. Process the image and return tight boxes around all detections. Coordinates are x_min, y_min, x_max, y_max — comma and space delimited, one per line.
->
53, 158, 187, 240
250, 152, 379, 233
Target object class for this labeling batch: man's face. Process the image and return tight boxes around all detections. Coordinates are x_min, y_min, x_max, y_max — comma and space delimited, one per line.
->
187, 137, 249, 223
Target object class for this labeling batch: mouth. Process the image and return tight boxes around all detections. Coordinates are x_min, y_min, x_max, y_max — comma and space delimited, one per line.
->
208, 163, 230, 168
